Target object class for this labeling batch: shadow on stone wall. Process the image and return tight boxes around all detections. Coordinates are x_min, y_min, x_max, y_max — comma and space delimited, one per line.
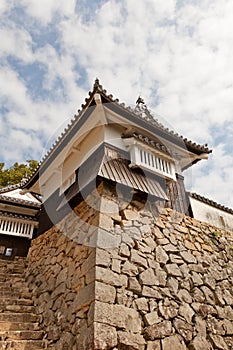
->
26, 192, 233, 350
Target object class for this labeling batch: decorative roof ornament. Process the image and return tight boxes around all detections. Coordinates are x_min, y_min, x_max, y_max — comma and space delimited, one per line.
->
94, 78, 100, 88
135, 96, 160, 125
93, 77, 103, 91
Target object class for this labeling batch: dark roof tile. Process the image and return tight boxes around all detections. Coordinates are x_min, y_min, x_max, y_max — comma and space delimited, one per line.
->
190, 192, 233, 214
23, 79, 212, 188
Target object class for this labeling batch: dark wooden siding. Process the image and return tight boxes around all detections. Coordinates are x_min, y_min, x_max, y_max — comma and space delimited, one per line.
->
166, 174, 191, 215
0, 234, 30, 258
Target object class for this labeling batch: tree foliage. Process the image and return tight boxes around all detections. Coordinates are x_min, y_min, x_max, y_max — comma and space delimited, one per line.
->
0, 160, 39, 188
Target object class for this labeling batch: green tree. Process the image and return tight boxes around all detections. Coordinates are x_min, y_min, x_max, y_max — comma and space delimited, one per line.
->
0, 160, 39, 188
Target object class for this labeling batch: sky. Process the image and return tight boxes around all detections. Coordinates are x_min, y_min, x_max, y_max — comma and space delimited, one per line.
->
0, 0, 232, 208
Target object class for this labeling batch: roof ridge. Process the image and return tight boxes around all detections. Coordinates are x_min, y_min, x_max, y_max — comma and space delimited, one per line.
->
0, 193, 41, 207
0, 183, 21, 193
190, 192, 233, 214
0, 210, 38, 221
23, 79, 212, 188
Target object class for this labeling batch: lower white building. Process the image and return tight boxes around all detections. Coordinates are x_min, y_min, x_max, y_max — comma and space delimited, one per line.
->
189, 192, 233, 233
0, 184, 40, 257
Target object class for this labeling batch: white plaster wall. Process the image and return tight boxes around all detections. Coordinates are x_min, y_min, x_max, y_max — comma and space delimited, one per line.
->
104, 124, 126, 150
41, 126, 105, 201
190, 196, 233, 232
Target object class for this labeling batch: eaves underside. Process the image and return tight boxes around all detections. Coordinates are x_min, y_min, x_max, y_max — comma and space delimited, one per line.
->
23, 80, 211, 190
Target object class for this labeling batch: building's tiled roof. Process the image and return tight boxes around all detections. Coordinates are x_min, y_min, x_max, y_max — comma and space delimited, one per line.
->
0, 210, 38, 222
190, 192, 233, 215
23, 79, 212, 188
0, 183, 21, 194
122, 133, 172, 156
0, 194, 41, 208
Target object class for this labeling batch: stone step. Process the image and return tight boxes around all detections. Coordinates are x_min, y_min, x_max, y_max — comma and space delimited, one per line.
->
0, 273, 24, 282
0, 266, 27, 275
0, 313, 39, 323
0, 265, 26, 273
0, 304, 36, 313
0, 291, 31, 299
0, 330, 44, 340
0, 321, 40, 331
0, 278, 26, 285
0, 286, 30, 293
0, 291, 23, 299
0, 298, 33, 307
0, 340, 44, 349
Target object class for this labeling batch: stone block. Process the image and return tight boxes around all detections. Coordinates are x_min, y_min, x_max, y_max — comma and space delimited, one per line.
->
139, 268, 156, 286
164, 264, 182, 277
94, 301, 141, 332
209, 334, 228, 350
122, 261, 138, 276
89, 228, 121, 249
202, 244, 213, 252
118, 331, 145, 350
98, 214, 114, 230
143, 236, 157, 250
184, 241, 196, 250
180, 250, 197, 264
191, 272, 203, 286
111, 259, 121, 273
179, 303, 195, 323
223, 319, 233, 335
119, 243, 130, 257
155, 218, 165, 229
140, 267, 167, 287
96, 266, 127, 287
100, 197, 119, 216
122, 209, 140, 221
140, 224, 151, 234
144, 311, 162, 326
130, 250, 148, 269
173, 318, 193, 342
161, 334, 186, 350
134, 297, 149, 312
144, 320, 172, 340
163, 243, 178, 253
177, 289, 193, 304
152, 227, 164, 239
128, 277, 141, 293
141, 286, 161, 299
94, 322, 118, 349
189, 336, 213, 350
51, 282, 66, 300
147, 340, 161, 350
156, 246, 169, 265
95, 248, 111, 267
158, 300, 178, 319
194, 316, 206, 337
72, 282, 95, 312
169, 254, 183, 264
167, 277, 179, 294
95, 281, 116, 303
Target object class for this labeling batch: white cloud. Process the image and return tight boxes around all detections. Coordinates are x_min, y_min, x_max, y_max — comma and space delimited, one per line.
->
0, 0, 232, 208
21, 0, 76, 24
187, 143, 233, 207
0, 26, 33, 62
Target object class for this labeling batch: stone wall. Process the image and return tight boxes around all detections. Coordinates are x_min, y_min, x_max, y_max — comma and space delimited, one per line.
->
27, 185, 233, 349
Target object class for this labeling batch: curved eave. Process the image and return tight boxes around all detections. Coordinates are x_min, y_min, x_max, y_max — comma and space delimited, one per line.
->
0, 195, 41, 209
22, 80, 211, 190
0, 210, 38, 222
103, 100, 211, 155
